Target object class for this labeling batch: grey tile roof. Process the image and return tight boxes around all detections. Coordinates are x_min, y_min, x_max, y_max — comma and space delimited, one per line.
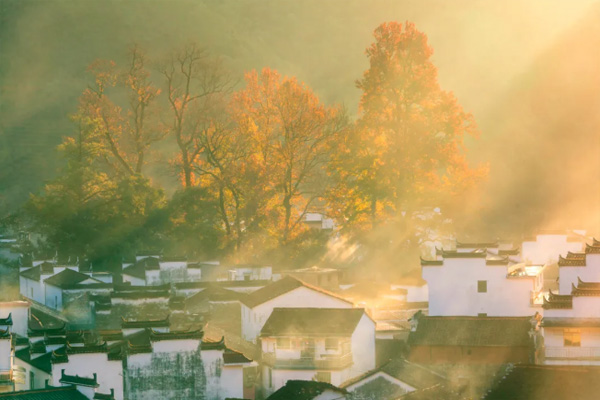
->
260, 307, 365, 337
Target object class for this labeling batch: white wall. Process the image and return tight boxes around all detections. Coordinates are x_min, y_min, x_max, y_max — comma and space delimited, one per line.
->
44, 285, 63, 310
51, 353, 124, 400
522, 235, 583, 265
423, 258, 538, 317
0, 302, 29, 337
242, 286, 353, 342
122, 274, 146, 286
0, 339, 11, 370
349, 314, 376, 380
200, 348, 246, 400
558, 254, 600, 294
19, 276, 44, 305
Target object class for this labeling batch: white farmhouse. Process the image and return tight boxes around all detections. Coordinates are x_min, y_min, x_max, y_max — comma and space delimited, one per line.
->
241, 276, 353, 343
522, 233, 585, 265
259, 307, 375, 396
541, 240, 600, 366
556, 242, 600, 294
422, 249, 544, 317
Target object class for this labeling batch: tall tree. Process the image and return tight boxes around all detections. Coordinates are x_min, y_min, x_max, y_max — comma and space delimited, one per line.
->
330, 22, 486, 234
74, 46, 162, 177
158, 43, 232, 188
231, 68, 345, 245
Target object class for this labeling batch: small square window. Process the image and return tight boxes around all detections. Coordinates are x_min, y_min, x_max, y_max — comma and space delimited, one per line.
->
477, 280, 487, 293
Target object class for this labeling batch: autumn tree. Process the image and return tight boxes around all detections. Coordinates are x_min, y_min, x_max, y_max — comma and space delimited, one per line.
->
230, 68, 345, 246
74, 45, 162, 177
158, 43, 232, 188
330, 22, 486, 235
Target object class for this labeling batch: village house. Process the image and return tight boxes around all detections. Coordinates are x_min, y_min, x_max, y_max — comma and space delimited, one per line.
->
122, 256, 201, 286
555, 240, 600, 294
407, 314, 536, 364
266, 380, 347, 400
541, 241, 600, 366
422, 247, 544, 317
241, 276, 354, 343
259, 307, 375, 396
281, 266, 342, 290
340, 358, 445, 399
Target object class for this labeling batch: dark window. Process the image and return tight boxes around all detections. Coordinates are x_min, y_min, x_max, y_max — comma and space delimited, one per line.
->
477, 280, 487, 293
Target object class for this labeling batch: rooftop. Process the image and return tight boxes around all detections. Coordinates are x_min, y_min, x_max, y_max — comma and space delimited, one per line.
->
342, 358, 445, 390
260, 307, 366, 337
408, 316, 532, 347
59, 370, 99, 388
484, 365, 600, 400
243, 276, 352, 308
0, 386, 89, 399
44, 269, 101, 289
266, 380, 347, 400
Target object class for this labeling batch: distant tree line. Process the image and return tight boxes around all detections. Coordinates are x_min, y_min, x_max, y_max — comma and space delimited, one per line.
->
24, 22, 486, 269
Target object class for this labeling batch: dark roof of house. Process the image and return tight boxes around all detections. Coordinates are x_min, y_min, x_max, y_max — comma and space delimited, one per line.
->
201, 336, 226, 351
223, 348, 253, 364
484, 365, 600, 400
0, 386, 89, 399
121, 264, 145, 279
0, 313, 12, 326
558, 255, 586, 267
586, 244, 600, 254
244, 276, 352, 308
342, 359, 445, 390
174, 280, 271, 290
260, 308, 366, 337
543, 290, 573, 309
399, 384, 466, 400
20, 266, 41, 281
59, 370, 99, 388
114, 283, 170, 292
28, 305, 68, 334
420, 257, 443, 266
121, 315, 170, 329
456, 241, 499, 249
44, 269, 98, 289
498, 248, 520, 256
408, 316, 533, 347
185, 285, 246, 305
93, 392, 115, 400
266, 380, 347, 400
14, 346, 53, 373
111, 290, 170, 299
149, 328, 203, 342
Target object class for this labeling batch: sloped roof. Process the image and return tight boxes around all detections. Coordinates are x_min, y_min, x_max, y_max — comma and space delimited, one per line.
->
21, 266, 41, 281
59, 370, 99, 388
14, 346, 53, 373
484, 365, 600, 400
266, 380, 347, 400
342, 359, 445, 390
185, 285, 246, 305
260, 308, 366, 337
0, 313, 12, 326
408, 316, 532, 347
243, 276, 352, 308
44, 269, 100, 289
0, 386, 88, 399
